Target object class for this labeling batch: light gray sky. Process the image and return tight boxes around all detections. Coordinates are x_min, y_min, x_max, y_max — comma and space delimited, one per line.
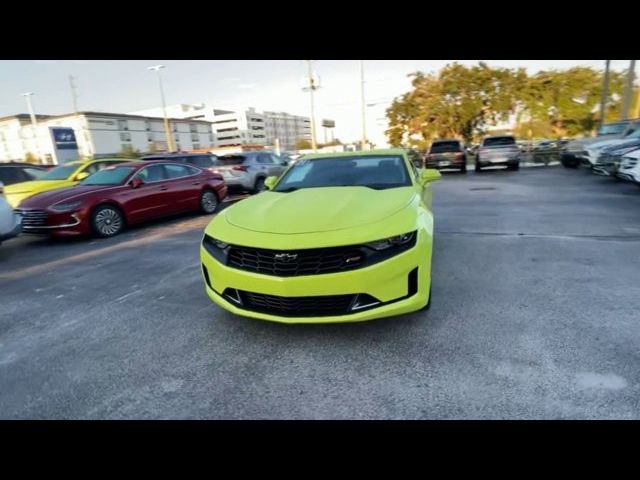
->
0, 60, 635, 146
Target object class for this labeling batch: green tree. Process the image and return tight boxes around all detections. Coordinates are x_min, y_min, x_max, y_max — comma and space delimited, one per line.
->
386, 62, 525, 147
295, 138, 313, 150
119, 145, 140, 159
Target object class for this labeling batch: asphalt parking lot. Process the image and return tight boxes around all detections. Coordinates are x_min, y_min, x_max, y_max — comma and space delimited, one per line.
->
1, 166, 639, 419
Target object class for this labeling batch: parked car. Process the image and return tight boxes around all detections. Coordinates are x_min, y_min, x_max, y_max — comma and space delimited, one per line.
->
0, 162, 50, 186
593, 143, 640, 177
588, 128, 640, 173
425, 139, 467, 173
403, 148, 424, 169
3, 158, 133, 208
562, 119, 640, 168
200, 149, 441, 323
141, 152, 219, 172
0, 181, 22, 245
215, 151, 289, 193
616, 149, 640, 185
15, 160, 227, 238
475, 135, 520, 172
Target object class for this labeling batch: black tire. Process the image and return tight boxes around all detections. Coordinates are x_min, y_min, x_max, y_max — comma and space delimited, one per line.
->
91, 204, 124, 238
252, 177, 266, 194
460, 163, 467, 173
200, 189, 219, 214
475, 162, 482, 172
509, 162, 520, 171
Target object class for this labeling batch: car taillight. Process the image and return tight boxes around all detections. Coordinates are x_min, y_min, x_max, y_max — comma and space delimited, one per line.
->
232, 165, 248, 172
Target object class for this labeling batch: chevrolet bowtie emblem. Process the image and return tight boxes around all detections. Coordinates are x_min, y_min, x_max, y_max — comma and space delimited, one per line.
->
274, 253, 298, 262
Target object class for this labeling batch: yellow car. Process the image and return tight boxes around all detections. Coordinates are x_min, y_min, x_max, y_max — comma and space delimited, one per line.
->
4, 159, 134, 208
201, 149, 441, 324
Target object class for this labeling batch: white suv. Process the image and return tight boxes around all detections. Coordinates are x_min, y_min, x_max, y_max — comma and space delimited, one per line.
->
0, 181, 22, 245
616, 149, 640, 185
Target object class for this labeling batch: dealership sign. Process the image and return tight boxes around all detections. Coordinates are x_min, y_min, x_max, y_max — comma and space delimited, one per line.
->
50, 127, 78, 150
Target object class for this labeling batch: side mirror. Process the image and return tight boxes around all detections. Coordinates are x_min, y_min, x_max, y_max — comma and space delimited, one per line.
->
420, 168, 442, 184
281, 160, 289, 166
264, 176, 278, 190
75, 171, 90, 181
131, 177, 144, 189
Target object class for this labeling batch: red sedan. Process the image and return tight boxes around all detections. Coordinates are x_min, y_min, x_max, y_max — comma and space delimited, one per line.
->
15, 160, 227, 238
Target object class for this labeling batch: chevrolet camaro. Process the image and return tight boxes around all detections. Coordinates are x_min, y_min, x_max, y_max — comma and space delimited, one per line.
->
4, 158, 132, 208
200, 149, 441, 324
15, 160, 227, 238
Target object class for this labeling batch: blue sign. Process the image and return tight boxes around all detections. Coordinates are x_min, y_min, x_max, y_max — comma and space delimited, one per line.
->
51, 127, 78, 150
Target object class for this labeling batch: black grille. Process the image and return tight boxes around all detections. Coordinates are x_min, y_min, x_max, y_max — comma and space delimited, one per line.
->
15, 209, 48, 227
233, 289, 357, 317
227, 245, 364, 277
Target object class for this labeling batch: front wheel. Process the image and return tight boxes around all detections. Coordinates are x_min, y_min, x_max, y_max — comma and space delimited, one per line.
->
460, 163, 467, 173
253, 177, 266, 194
509, 163, 520, 171
91, 205, 124, 238
475, 162, 482, 172
200, 190, 219, 214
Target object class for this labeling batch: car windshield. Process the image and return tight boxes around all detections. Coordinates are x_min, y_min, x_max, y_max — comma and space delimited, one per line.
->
597, 123, 628, 135
430, 141, 461, 153
483, 137, 516, 147
39, 164, 79, 180
273, 155, 411, 192
79, 166, 136, 186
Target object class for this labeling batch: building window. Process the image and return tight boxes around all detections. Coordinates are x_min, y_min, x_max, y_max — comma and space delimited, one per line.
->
145, 121, 151, 131
147, 133, 154, 142
172, 123, 178, 132
191, 134, 198, 142
190, 124, 197, 133
193, 143, 200, 150
118, 119, 129, 131
209, 134, 214, 143
120, 132, 132, 142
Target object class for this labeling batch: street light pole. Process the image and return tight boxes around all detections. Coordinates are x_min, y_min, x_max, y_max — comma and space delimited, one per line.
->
599, 60, 611, 129
21, 92, 37, 128
621, 60, 637, 120
148, 65, 175, 152
20, 92, 41, 162
360, 60, 367, 150
305, 60, 318, 152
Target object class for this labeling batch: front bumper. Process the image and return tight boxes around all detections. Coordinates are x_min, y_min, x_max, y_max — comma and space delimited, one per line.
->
15, 208, 89, 236
200, 234, 431, 323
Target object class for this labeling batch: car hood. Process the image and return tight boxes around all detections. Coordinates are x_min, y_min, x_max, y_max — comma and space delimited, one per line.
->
4, 179, 73, 195
18, 185, 111, 208
224, 186, 417, 234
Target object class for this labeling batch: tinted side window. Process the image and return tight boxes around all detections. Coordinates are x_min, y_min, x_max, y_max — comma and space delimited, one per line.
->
256, 154, 273, 164
165, 164, 192, 179
23, 167, 47, 180
190, 155, 214, 168
135, 164, 167, 182
0, 167, 22, 185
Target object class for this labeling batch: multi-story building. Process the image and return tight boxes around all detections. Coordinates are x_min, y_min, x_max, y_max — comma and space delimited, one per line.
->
263, 111, 312, 151
0, 112, 215, 164
131, 104, 324, 151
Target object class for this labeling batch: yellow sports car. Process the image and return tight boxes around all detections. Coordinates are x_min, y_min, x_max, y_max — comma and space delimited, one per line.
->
201, 149, 441, 324
4, 159, 133, 208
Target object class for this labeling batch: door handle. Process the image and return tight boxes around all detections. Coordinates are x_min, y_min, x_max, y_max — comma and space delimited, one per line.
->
159, 186, 169, 191
192, 182, 200, 185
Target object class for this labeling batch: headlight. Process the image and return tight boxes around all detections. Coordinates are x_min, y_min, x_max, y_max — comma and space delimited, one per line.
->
202, 234, 230, 263
364, 232, 416, 251
49, 201, 82, 212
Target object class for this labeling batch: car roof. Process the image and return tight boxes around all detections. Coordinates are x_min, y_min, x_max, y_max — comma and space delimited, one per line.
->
431, 138, 461, 143
299, 149, 408, 161
142, 152, 211, 158
483, 134, 516, 139
108, 159, 188, 168
0, 162, 48, 168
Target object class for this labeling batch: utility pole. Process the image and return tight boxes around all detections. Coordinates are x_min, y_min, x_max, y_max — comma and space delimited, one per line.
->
621, 60, 637, 120
148, 65, 175, 152
68, 75, 79, 113
305, 60, 318, 152
599, 60, 611, 129
360, 60, 367, 151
